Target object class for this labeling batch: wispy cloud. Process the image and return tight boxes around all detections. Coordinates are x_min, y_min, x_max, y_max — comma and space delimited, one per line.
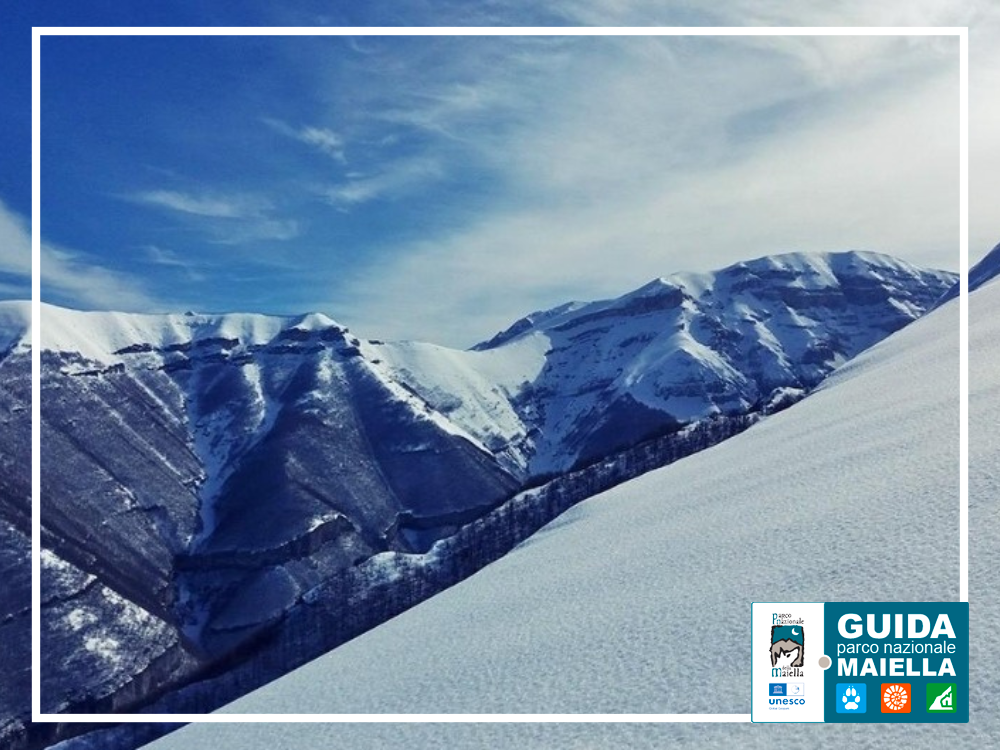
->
208, 218, 301, 245
125, 187, 301, 245
280, 0, 995, 262
42, 243, 163, 311
144, 244, 187, 267
530, 0, 981, 26
0, 198, 162, 310
323, 157, 444, 208
129, 189, 268, 218
0, 280, 27, 298
263, 117, 346, 162
0, 199, 32, 280
376, 81, 510, 141
144, 244, 207, 283
328, 35, 960, 347
35, 26, 977, 339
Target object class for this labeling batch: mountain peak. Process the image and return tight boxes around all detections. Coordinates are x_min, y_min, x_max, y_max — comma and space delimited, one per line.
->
632, 276, 674, 293
289, 311, 343, 331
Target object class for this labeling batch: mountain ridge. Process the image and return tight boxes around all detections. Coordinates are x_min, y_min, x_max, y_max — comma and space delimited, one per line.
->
473, 250, 954, 350
0, 250, 955, 355
7, 250, 957, 480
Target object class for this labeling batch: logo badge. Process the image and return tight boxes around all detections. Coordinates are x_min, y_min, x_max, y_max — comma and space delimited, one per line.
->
926, 683, 957, 713
769, 683, 786, 696
881, 683, 911, 713
787, 682, 805, 697
770, 624, 804, 668
835, 683, 866, 713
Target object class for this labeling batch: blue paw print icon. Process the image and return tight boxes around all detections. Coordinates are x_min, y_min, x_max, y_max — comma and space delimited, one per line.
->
836, 683, 866, 713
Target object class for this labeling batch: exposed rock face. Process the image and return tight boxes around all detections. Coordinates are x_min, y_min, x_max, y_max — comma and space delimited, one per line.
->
0, 250, 956, 745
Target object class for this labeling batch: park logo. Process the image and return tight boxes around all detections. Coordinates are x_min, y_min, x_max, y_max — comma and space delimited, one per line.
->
835, 683, 867, 714
926, 683, 957, 713
752, 601, 968, 723
771, 624, 805, 676
881, 683, 911, 713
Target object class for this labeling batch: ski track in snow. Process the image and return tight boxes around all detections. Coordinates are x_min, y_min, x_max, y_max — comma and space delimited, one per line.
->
140, 278, 999, 748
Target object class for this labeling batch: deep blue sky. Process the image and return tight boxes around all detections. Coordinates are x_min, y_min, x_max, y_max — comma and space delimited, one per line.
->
0, 5, 967, 346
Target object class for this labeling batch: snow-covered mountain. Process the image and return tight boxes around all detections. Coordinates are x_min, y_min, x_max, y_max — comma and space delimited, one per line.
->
381, 251, 954, 474
20, 308, 519, 713
0, 250, 956, 746
145, 254, 970, 749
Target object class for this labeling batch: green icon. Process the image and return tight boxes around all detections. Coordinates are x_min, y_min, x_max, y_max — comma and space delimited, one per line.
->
926, 683, 957, 713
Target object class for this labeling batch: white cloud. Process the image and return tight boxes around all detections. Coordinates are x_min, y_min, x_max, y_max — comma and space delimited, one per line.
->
266, 0, 994, 264
537, 0, 981, 27
522, 0, 998, 259
263, 118, 346, 162
0, 198, 161, 310
0, 281, 27, 298
144, 244, 186, 267
329, 36, 961, 347
144, 245, 207, 283
130, 189, 267, 218
29, 15, 991, 336
126, 188, 301, 244
300, 127, 346, 160
0, 200, 32, 278
42, 243, 162, 311
208, 218, 301, 245
324, 157, 444, 208
968, 6, 1000, 255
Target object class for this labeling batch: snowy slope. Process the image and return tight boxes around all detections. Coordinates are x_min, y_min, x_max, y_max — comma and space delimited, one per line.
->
0, 249, 959, 742
210, 284, 959, 714
965, 264, 1000, 746
144, 265, 966, 748
371, 336, 548, 475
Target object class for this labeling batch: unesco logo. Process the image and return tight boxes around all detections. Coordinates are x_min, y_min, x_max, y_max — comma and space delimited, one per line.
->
769, 683, 805, 706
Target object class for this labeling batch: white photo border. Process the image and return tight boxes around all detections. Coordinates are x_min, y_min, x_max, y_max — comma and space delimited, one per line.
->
31, 25, 970, 723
